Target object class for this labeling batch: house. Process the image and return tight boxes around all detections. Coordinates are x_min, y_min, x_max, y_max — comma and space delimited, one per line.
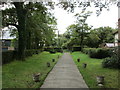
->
2, 39, 14, 51
99, 43, 114, 48
113, 31, 118, 47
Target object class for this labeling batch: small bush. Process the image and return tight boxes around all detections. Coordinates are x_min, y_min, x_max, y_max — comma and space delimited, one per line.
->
102, 54, 119, 69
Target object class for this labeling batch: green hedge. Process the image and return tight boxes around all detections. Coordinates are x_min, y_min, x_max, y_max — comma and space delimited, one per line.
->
44, 47, 63, 53
82, 48, 92, 54
72, 46, 81, 52
2, 51, 15, 64
82, 48, 113, 59
2, 49, 43, 64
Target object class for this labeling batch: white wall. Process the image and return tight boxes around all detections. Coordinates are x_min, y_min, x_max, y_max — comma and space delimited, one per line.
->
115, 33, 118, 46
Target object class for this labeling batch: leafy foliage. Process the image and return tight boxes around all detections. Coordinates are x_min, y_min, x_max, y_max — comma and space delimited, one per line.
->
62, 11, 92, 50
2, 2, 57, 60
57, 1, 117, 16
102, 54, 119, 69
82, 48, 113, 59
2, 49, 43, 64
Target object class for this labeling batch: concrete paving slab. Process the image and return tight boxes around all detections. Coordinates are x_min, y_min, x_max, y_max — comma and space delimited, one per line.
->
41, 53, 88, 88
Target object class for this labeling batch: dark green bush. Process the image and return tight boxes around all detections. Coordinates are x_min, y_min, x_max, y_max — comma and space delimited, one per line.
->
2, 49, 43, 64
25, 50, 33, 57
54, 48, 63, 53
82, 48, 113, 59
49, 49, 56, 53
102, 54, 119, 69
97, 49, 112, 59
44, 47, 63, 53
44, 48, 56, 53
82, 48, 92, 54
88, 49, 98, 58
2, 51, 15, 64
72, 46, 81, 52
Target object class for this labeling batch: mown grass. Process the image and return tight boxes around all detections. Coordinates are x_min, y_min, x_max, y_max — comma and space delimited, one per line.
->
71, 52, 119, 89
2, 51, 62, 88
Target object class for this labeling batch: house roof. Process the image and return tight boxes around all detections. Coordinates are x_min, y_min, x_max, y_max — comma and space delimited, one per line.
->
105, 43, 114, 47
113, 31, 118, 35
2, 39, 11, 40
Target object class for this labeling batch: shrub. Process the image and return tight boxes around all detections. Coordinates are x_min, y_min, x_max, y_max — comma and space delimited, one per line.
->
102, 54, 119, 69
44, 48, 56, 53
88, 49, 98, 58
94, 48, 112, 59
2, 51, 15, 64
54, 48, 63, 53
82, 48, 92, 54
44, 47, 63, 53
2, 49, 43, 64
72, 46, 81, 52
82, 48, 113, 59
25, 50, 33, 57
49, 49, 56, 54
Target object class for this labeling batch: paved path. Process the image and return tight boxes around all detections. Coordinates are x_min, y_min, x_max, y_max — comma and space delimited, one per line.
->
41, 53, 88, 88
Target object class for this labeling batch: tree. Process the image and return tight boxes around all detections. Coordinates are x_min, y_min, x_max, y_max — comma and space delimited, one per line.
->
2, 2, 31, 60
85, 30, 100, 48
2, 2, 56, 60
95, 27, 115, 44
57, 1, 117, 15
25, 6, 56, 49
74, 11, 92, 50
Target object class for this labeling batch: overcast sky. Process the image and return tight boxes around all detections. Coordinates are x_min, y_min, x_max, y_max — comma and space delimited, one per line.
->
2, 3, 118, 39
53, 4, 118, 34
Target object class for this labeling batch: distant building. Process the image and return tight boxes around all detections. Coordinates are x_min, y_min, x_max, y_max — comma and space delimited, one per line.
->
113, 31, 118, 47
99, 43, 114, 48
2, 39, 14, 51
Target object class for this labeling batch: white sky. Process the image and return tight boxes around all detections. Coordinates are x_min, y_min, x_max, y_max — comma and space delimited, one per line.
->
53, 4, 118, 34
2, 3, 118, 39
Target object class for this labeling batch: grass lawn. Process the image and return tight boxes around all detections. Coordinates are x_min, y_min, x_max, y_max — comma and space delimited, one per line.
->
71, 52, 119, 89
2, 51, 62, 88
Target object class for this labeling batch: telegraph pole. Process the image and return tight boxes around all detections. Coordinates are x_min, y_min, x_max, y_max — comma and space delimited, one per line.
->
118, 3, 120, 83
118, 2, 120, 59
58, 30, 60, 48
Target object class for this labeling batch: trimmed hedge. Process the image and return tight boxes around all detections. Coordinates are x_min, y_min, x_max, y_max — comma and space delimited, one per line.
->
2, 49, 43, 64
72, 46, 81, 52
82, 48, 113, 59
2, 51, 15, 64
44, 47, 63, 53
82, 48, 92, 54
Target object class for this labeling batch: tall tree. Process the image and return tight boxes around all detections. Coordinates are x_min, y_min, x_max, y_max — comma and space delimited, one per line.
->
2, 2, 56, 60
74, 11, 92, 50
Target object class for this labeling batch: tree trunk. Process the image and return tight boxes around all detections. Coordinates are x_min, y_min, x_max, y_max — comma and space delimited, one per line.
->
14, 2, 27, 60
26, 32, 31, 49
80, 25, 84, 51
35, 37, 39, 49
80, 34, 84, 51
